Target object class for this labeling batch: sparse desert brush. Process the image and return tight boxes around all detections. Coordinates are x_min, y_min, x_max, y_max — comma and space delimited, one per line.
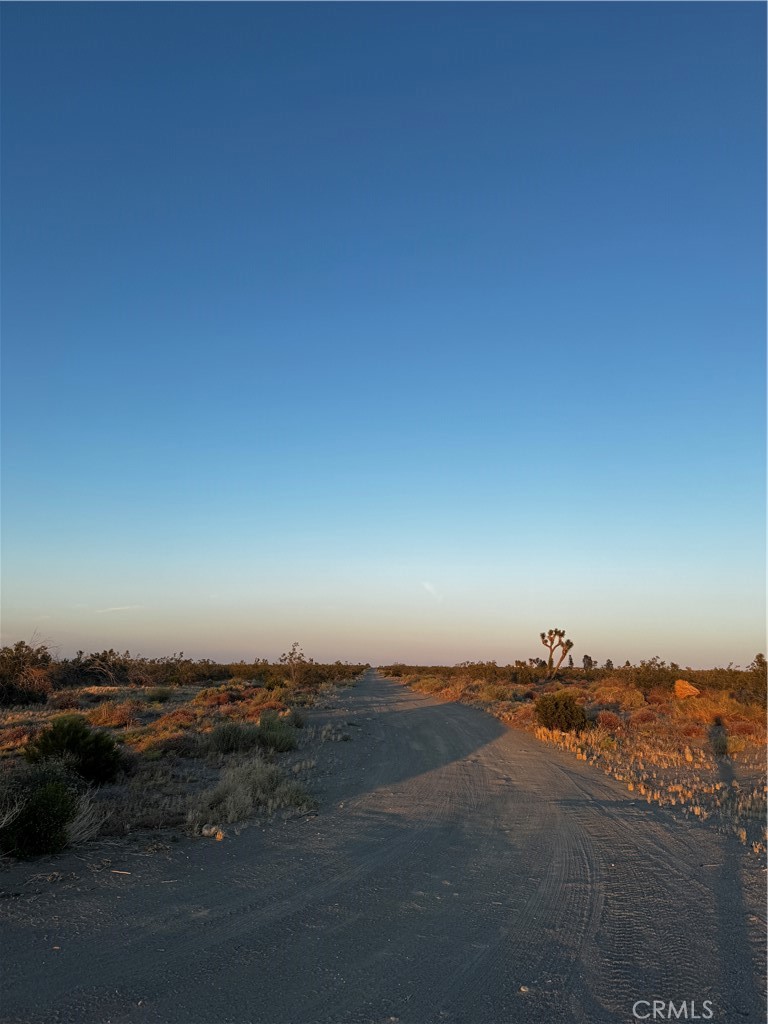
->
0, 667, 52, 708
126, 722, 203, 758
24, 715, 125, 784
502, 702, 537, 728
0, 725, 33, 754
145, 686, 173, 703
596, 710, 623, 730
593, 682, 646, 711
218, 696, 285, 722
478, 683, 510, 703
728, 719, 762, 737
150, 730, 204, 758
152, 708, 199, 730
186, 758, 313, 830
193, 683, 258, 708
285, 690, 313, 707
205, 722, 262, 754
87, 699, 141, 728
257, 711, 298, 752
0, 761, 85, 858
628, 707, 658, 727
412, 675, 449, 695
680, 723, 706, 739
65, 788, 111, 847
646, 686, 672, 705
47, 690, 84, 710
102, 761, 196, 833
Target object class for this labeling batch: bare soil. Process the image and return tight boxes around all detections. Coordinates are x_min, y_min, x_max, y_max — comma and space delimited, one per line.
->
1, 671, 764, 1024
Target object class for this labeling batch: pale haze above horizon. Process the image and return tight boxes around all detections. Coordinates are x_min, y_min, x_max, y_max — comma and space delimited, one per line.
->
1, 3, 765, 669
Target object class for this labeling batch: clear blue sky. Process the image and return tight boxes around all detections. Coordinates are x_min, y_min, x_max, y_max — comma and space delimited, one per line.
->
1, 3, 765, 667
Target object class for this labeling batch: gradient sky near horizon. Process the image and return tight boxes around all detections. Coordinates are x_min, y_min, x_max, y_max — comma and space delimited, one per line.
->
1, 3, 765, 668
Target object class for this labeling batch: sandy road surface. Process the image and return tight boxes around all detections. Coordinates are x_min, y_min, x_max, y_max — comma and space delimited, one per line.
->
1, 671, 765, 1024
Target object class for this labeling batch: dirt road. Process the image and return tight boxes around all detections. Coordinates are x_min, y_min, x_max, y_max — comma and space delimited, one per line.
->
2, 671, 765, 1024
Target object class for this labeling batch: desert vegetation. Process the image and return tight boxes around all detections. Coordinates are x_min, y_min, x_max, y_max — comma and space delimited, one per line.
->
0, 641, 367, 858
381, 640, 767, 854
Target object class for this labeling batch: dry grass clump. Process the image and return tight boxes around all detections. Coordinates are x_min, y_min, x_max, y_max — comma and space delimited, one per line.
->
217, 696, 285, 723
205, 722, 262, 754
66, 789, 111, 846
100, 761, 202, 834
255, 711, 299, 752
87, 699, 142, 728
592, 681, 646, 711
152, 707, 200, 730
186, 758, 314, 832
0, 724, 34, 755
596, 710, 623, 730
48, 691, 84, 711
192, 683, 262, 708
145, 686, 173, 703
628, 707, 658, 727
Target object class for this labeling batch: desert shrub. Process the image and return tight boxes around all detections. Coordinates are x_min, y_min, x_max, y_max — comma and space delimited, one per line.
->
287, 691, 313, 707
0, 725, 31, 753
0, 641, 53, 706
479, 683, 510, 702
680, 723, 705, 738
413, 676, 448, 695
157, 732, 204, 757
285, 709, 305, 728
596, 710, 623, 730
256, 711, 298, 752
628, 707, 658, 727
87, 700, 141, 728
0, 667, 52, 707
593, 681, 646, 711
152, 708, 198, 730
0, 783, 78, 857
535, 692, 588, 733
0, 762, 83, 858
146, 686, 173, 703
48, 690, 83, 710
205, 722, 262, 754
193, 684, 253, 708
645, 687, 671, 705
24, 715, 124, 784
186, 759, 313, 829
727, 719, 761, 737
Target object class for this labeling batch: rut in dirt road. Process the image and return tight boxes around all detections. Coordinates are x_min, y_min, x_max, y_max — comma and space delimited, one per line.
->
2, 670, 765, 1024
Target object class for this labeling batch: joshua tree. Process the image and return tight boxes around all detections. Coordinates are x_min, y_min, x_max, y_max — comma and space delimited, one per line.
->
540, 628, 574, 679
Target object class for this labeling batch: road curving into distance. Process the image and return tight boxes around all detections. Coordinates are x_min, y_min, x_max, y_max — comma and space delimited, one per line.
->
2, 670, 765, 1024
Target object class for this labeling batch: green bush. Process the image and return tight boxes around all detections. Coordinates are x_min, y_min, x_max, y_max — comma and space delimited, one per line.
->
0, 762, 83, 859
24, 715, 124, 784
535, 691, 589, 732
0, 783, 78, 858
